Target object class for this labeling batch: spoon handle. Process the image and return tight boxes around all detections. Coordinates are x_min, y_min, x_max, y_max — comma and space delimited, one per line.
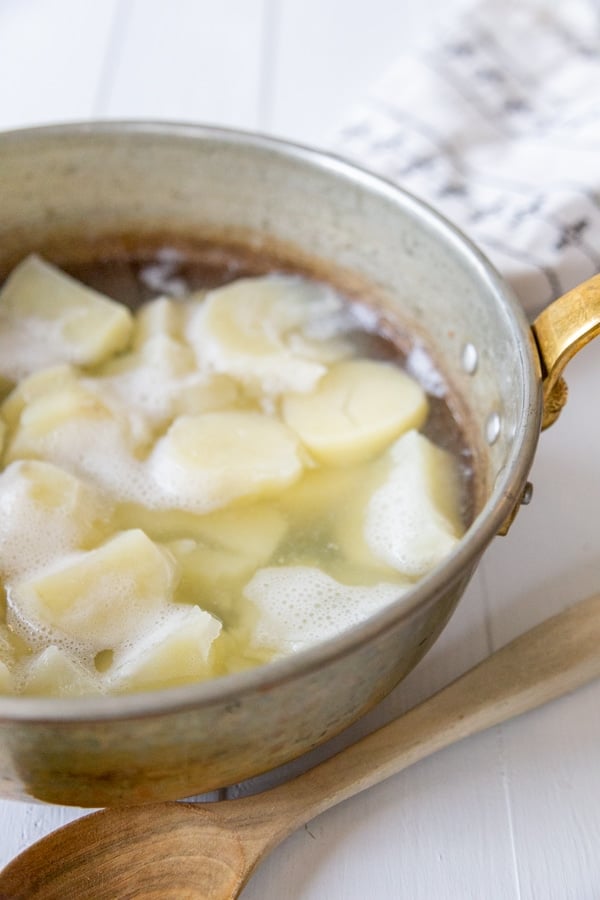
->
263, 592, 600, 830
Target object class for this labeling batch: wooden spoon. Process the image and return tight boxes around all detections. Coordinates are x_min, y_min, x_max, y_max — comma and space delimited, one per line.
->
3, 592, 600, 900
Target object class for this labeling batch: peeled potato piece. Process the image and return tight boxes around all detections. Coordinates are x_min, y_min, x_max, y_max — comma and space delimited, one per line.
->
5, 378, 113, 463
107, 605, 222, 693
1, 363, 77, 429
0, 460, 111, 579
150, 411, 303, 513
9, 529, 178, 653
244, 565, 407, 654
21, 646, 102, 697
282, 358, 428, 465
186, 275, 353, 395
192, 505, 287, 561
133, 296, 186, 346
0, 255, 133, 381
340, 430, 463, 578
166, 506, 287, 607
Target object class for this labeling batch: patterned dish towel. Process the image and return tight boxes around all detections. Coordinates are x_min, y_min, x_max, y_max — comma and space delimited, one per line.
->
333, 0, 600, 316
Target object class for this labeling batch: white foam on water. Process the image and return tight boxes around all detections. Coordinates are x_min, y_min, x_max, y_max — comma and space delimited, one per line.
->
243, 565, 407, 654
364, 430, 460, 577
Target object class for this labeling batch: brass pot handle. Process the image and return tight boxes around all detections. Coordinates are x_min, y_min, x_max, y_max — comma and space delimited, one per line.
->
532, 273, 600, 429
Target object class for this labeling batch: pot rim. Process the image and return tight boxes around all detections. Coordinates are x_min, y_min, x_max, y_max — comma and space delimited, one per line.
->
0, 120, 542, 723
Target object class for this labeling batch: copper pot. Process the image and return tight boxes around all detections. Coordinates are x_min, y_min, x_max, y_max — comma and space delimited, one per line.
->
0, 122, 597, 806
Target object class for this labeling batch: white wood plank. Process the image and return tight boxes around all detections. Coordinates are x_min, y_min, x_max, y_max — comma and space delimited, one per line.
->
265, 0, 454, 146
479, 340, 600, 900
0, 804, 88, 870
99, 0, 268, 129
241, 730, 518, 900
0, 0, 119, 130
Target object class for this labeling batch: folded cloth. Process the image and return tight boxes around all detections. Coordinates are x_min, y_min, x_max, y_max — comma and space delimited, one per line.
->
332, 0, 600, 316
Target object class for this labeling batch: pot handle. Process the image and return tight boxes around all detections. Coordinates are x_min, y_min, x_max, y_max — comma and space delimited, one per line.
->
532, 273, 600, 429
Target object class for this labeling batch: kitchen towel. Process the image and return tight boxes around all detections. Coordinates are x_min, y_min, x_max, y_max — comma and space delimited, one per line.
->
333, 0, 600, 316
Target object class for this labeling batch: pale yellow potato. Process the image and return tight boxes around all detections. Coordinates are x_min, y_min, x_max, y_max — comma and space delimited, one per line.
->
163, 505, 288, 615
5, 380, 112, 463
21, 646, 102, 697
0, 255, 133, 380
0, 460, 112, 579
107, 605, 221, 693
9, 529, 178, 653
278, 460, 381, 528
166, 540, 253, 591
282, 358, 428, 465
186, 275, 353, 395
165, 507, 287, 607
339, 430, 463, 578
170, 372, 240, 418
3, 368, 154, 497
192, 505, 287, 560
133, 296, 187, 346
150, 411, 303, 513
1, 363, 77, 428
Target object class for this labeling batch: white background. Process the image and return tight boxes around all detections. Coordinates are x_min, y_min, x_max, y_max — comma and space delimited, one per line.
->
1, 2, 600, 898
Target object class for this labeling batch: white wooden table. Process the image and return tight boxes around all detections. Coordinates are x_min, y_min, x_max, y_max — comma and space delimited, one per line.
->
2, 2, 600, 897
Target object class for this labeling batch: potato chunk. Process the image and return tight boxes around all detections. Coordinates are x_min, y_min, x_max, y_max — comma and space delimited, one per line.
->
0, 254, 133, 381
1, 363, 77, 428
150, 412, 303, 513
133, 296, 186, 346
166, 506, 287, 606
21, 646, 102, 697
9, 530, 178, 653
282, 359, 428, 465
0, 459, 111, 579
107, 605, 221, 692
5, 379, 112, 462
186, 275, 353, 395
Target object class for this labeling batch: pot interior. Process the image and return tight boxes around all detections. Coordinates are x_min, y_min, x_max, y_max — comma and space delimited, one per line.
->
0, 123, 545, 802
0, 123, 540, 529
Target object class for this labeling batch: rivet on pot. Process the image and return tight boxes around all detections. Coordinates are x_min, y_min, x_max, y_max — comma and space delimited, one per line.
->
461, 342, 478, 374
520, 481, 534, 505
485, 411, 501, 445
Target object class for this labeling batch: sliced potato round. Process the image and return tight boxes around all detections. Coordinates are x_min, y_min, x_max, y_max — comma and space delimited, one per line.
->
150, 411, 303, 513
186, 275, 353, 395
282, 358, 428, 465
